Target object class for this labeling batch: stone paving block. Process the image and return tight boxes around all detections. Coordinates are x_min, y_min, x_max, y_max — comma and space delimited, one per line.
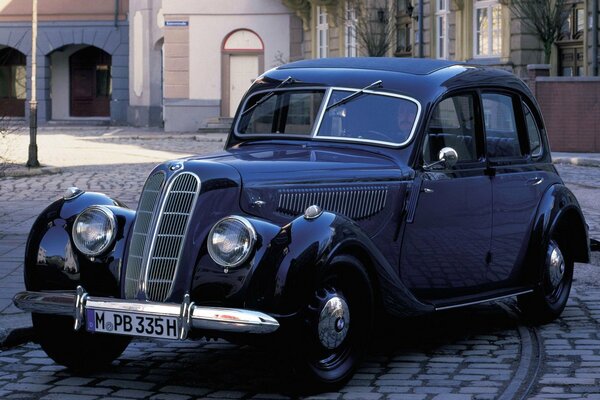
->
53, 377, 95, 386
2, 382, 52, 392
385, 395, 426, 400
112, 389, 157, 398
159, 385, 212, 397
40, 394, 98, 400
341, 393, 382, 400
149, 394, 191, 400
96, 379, 155, 390
49, 386, 113, 396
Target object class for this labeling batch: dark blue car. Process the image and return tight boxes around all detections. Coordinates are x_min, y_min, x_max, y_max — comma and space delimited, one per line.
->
14, 58, 590, 390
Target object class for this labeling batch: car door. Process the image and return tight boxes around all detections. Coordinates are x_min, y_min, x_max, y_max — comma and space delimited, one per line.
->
400, 92, 493, 298
481, 92, 554, 283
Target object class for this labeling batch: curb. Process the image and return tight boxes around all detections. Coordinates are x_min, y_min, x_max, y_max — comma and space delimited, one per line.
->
0, 166, 62, 179
554, 157, 600, 168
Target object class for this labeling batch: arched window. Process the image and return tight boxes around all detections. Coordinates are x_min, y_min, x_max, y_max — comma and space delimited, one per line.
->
0, 47, 26, 117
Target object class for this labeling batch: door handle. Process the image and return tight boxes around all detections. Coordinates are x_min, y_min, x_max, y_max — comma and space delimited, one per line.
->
421, 188, 434, 193
527, 177, 544, 186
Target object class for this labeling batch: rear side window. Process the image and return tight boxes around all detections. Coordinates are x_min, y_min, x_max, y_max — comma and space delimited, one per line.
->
523, 103, 543, 157
482, 93, 522, 158
423, 94, 477, 164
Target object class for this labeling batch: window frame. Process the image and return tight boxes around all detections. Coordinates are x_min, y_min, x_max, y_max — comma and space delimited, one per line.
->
345, 2, 358, 57
419, 90, 486, 170
436, 0, 450, 59
233, 86, 422, 148
473, 0, 503, 58
479, 89, 533, 164
317, 6, 329, 59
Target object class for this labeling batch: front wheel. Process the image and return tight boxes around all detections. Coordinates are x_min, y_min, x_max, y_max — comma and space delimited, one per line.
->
292, 255, 375, 392
33, 313, 131, 371
518, 238, 573, 324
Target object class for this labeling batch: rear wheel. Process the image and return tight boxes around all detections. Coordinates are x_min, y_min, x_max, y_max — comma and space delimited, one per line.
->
518, 238, 573, 324
293, 255, 374, 392
33, 313, 131, 371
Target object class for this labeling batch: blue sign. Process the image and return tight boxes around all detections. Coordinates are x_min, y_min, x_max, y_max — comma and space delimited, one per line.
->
165, 20, 188, 27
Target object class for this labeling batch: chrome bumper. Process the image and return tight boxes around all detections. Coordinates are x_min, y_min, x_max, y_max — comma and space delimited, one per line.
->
13, 286, 279, 339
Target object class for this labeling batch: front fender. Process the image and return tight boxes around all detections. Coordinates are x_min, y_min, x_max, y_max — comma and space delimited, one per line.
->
247, 211, 433, 318
24, 191, 135, 297
524, 183, 590, 282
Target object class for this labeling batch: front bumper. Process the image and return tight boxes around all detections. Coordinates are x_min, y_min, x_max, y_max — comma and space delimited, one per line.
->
13, 286, 280, 339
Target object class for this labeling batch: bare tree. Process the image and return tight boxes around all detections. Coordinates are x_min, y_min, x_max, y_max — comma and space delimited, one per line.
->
349, 0, 397, 57
508, 0, 571, 64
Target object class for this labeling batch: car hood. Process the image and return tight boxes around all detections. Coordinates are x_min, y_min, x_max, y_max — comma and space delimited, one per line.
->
182, 143, 411, 224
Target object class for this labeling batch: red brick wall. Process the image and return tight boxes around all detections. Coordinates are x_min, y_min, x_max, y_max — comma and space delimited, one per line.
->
533, 78, 600, 152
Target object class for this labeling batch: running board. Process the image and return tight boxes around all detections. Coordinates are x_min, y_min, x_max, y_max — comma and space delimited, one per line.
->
428, 288, 534, 311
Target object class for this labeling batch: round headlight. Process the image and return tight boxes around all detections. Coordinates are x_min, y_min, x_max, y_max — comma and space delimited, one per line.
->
207, 216, 256, 268
72, 206, 117, 256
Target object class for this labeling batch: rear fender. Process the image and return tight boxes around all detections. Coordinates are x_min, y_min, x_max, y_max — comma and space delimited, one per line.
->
524, 184, 590, 282
24, 192, 135, 297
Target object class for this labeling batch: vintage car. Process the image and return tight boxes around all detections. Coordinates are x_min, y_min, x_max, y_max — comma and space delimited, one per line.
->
14, 58, 590, 390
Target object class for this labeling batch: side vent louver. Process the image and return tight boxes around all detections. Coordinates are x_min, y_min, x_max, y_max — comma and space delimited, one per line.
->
277, 186, 388, 220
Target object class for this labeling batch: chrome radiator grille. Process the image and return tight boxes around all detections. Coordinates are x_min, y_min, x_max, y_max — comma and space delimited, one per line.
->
277, 186, 388, 220
146, 173, 200, 301
125, 172, 165, 299
125, 172, 201, 302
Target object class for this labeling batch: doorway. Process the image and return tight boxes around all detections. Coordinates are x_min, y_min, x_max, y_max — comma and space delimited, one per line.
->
69, 47, 111, 117
222, 30, 264, 117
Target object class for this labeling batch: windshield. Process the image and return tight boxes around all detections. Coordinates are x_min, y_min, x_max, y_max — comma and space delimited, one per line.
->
235, 87, 420, 146
317, 90, 418, 145
237, 90, 325, 135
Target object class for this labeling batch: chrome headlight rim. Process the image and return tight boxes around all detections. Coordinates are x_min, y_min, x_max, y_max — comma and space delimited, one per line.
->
207, 215, 257, 268
72, 205, 117, 257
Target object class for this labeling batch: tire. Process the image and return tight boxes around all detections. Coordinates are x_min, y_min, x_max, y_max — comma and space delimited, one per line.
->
292, 255, 375, 392
32, 313, 131, 371
518, 238, 573, 324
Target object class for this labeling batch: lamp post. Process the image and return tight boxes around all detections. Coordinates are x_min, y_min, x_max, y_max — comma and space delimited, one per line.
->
27, 0, 39, 168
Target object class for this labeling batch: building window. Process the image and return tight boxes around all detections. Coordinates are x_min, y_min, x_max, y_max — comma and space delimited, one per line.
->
396, 23, 412, 54
436, 0, 449, 59
317, 6, 328, 58
557, 5, 585, 76
474, 0, 502, 57
345, 2, 358, 57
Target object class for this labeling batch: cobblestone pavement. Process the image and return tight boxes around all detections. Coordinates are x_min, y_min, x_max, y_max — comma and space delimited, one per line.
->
1, 129, 600, 399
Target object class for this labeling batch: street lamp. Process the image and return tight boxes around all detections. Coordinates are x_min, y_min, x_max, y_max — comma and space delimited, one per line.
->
27, 0, 39, 168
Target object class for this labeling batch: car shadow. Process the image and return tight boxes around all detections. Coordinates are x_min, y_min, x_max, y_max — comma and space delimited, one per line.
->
52, 300, 523, 397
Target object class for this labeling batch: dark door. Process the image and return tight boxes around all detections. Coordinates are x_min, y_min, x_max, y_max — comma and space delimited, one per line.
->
482, 93, 554, 281
0, 48, 26, 117
400, 93, 493, 298
70, 47, 111, 117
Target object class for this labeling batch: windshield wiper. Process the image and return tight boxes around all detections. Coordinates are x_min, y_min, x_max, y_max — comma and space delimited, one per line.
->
325, 80, 383, 112
240, 76, 295, 117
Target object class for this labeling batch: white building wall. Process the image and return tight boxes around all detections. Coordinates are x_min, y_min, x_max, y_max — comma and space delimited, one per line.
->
189, 14, 291, 100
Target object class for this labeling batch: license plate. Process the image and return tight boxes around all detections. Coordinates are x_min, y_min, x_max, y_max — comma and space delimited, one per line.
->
86, 309, 179, 340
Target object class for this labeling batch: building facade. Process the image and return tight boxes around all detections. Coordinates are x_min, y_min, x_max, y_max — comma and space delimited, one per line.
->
156, 0, 302, 131
0, 0, 129, 123
284, 0, 599, 78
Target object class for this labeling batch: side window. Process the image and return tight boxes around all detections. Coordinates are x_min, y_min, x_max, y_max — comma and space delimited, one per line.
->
523, 102, 543, 157
482, 93, 522, 158
423, 94, 477, 165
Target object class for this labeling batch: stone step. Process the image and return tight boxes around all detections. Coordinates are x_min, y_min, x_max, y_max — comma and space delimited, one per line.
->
197, 127, 230, 134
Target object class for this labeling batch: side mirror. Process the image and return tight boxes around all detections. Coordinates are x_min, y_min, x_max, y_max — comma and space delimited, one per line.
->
423, 146, 458, 170
439, 147, 458, 168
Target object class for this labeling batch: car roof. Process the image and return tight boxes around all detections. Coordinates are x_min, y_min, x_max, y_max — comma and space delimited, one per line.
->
259, 58, 532, 103
278, 57, 459, 76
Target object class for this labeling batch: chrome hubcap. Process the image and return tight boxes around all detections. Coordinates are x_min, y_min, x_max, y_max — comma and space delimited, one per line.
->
547, 240, 565, 289
318, 296, 350, 349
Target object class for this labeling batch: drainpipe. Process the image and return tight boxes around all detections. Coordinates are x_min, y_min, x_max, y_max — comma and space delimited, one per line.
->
593, 0, 598, 76
418, 0, 423, 57
114, 0, 119, 29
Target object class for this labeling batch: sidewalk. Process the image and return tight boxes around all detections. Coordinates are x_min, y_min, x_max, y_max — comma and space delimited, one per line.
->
0, 126, 598, 348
